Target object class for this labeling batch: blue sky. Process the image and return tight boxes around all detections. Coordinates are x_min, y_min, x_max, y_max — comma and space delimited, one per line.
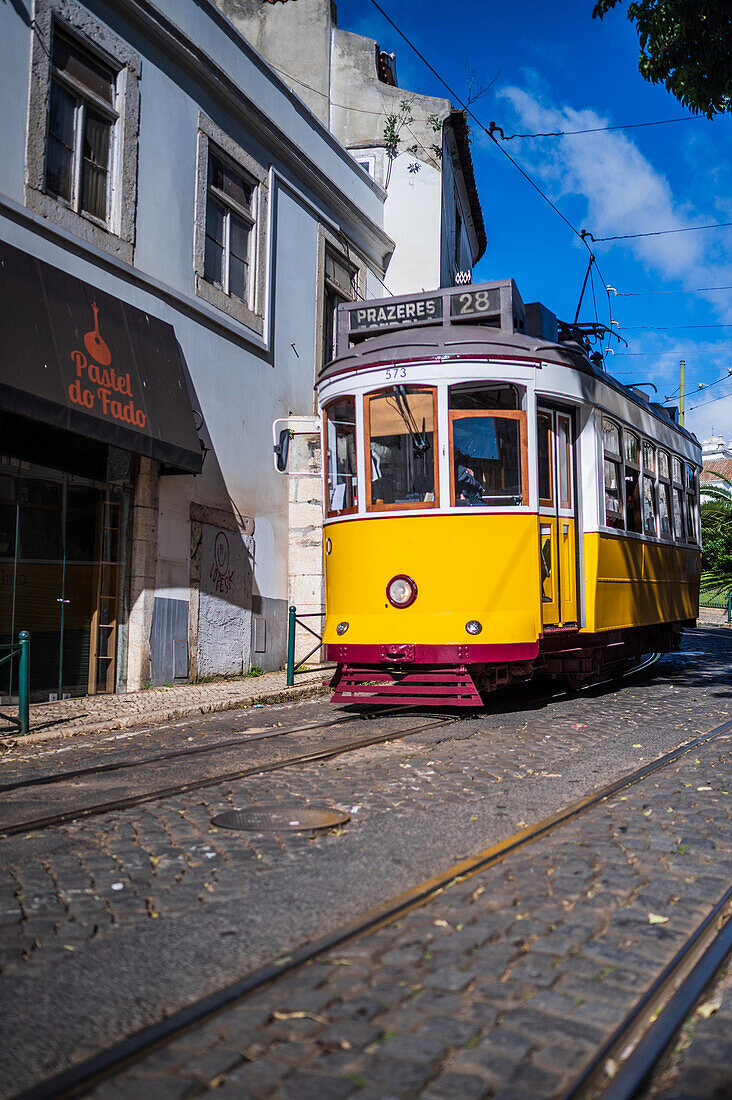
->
335, 0, 732, 444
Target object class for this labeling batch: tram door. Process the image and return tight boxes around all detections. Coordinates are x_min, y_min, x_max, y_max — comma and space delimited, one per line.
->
537, 408, 578, 628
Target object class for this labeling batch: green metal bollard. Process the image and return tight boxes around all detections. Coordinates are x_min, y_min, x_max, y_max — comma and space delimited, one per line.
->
286, 606, 296, 687
18, 631, 29, 736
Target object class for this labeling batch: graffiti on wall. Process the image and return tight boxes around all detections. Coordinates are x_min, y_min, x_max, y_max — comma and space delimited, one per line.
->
209, 530, 234, 594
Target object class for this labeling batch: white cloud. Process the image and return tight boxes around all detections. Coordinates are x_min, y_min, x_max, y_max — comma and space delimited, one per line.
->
497, 87, 732, 317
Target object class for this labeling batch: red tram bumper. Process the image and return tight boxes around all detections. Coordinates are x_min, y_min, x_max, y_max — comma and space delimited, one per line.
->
326, 625, 688, 707
325, 643, 539, 707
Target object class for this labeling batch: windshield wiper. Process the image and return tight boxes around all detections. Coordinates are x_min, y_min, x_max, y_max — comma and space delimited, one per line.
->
393, 386, 431, 455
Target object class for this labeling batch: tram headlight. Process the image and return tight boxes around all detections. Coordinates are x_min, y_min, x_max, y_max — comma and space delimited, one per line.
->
466, 620, 483, 635
386, 575, 418, 608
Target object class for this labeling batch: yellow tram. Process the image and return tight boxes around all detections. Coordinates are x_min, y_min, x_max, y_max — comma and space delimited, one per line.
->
316, 280, 701, 706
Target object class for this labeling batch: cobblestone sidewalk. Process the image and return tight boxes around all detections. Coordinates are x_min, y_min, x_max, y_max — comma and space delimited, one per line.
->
0, 669, 330, 745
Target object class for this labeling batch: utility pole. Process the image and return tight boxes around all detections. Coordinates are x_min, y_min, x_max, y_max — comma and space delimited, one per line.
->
679, 359, 685, 426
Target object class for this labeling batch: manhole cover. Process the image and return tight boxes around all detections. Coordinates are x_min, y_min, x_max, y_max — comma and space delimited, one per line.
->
211, 805, 349, 833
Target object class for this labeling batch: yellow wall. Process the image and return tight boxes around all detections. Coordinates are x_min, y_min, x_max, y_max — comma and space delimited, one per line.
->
323, 514, 543, 646
583, 533, 700, 632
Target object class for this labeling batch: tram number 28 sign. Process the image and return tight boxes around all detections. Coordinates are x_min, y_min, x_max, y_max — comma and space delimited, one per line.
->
348, 288, 502, 334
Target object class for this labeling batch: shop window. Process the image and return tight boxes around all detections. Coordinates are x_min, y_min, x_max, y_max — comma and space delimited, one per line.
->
25, 1, 140, 262
450, 410, 527, 508
194, 114, 268, 335
602, 417, 623, 529
624, 430, 642, 533
324, 398, 358, 516
365, 387, 438, 510
322, 247, 358, 367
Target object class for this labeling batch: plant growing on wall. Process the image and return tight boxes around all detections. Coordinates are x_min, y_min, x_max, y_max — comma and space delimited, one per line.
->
383, 98, 415, 187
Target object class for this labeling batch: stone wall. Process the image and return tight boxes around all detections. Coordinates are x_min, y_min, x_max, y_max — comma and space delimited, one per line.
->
287, 426, 325, 666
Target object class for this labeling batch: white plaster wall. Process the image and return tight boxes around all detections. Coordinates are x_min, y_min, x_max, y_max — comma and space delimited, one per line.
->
383, 156, 443, 295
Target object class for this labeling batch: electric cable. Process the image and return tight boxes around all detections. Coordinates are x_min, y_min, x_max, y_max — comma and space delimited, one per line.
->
588, 221, 732, 243
610, 284, 732, 297
502, 116, 704, 139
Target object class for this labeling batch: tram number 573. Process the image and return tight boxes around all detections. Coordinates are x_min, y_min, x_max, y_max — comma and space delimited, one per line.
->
385, 367, 407, 381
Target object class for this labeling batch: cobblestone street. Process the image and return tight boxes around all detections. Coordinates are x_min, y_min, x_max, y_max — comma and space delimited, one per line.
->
0, 626, 730, 1097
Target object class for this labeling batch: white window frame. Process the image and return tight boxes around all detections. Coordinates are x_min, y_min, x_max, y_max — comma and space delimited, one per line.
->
193, 113, 268, 335
25, 0, 140, 262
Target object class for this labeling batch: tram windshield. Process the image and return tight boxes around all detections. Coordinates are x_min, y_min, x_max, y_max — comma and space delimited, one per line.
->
365, 387, 437, 509
450, 413, 526, 506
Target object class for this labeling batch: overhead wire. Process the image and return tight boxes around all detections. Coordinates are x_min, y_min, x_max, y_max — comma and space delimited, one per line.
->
369, 0, 618, 337
502, 116, 704, 139
588, 221, 732, 243
610, 284, 732, 297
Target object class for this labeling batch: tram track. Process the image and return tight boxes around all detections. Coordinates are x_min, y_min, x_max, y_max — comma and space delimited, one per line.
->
0, 714, 456, 838
0, 652, 663, 840
14, 712, 732, 1100
0, 651, 662, 798
561, 886, 732, 1100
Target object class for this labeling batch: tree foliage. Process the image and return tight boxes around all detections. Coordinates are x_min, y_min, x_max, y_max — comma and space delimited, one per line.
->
592, 1, 732, 118
700, 481, 732, 594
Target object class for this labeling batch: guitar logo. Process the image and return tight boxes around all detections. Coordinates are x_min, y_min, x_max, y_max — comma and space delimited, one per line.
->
83, 301, 111, 366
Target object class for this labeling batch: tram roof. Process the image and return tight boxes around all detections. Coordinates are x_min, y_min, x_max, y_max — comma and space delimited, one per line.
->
320, 281, 698, 448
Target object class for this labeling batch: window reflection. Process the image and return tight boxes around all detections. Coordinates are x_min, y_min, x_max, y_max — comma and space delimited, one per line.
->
325, 399, 357, 515
452, 415, 523, 506
367, 387, 436, 508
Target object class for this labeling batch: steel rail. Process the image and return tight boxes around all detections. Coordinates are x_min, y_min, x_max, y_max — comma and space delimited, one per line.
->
0, 651, 661, 798
14, 713, 732, 1100
562, 885, 732, 1100
0, 711, 380, 795
0, 716, 455, 838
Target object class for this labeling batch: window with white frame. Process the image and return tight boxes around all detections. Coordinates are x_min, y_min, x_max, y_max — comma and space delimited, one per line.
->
25, 0, 140, 262
194, 114, 268, 334
204, 152, 256, 305
46, 30, 117, 223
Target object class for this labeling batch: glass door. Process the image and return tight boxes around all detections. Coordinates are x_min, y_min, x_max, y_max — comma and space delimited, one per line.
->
537, 408, 578, 629
0, 463, 115, 701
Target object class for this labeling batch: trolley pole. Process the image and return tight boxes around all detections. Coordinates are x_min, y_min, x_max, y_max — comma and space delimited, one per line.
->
18, 631, 29, 736
679, 359, 685, 426
286, 606, 296, 687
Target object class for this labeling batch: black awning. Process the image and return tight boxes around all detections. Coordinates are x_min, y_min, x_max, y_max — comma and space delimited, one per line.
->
0, 239, 203, 474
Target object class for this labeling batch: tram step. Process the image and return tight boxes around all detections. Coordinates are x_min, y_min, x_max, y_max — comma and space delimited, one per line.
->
331, 665, 482, 707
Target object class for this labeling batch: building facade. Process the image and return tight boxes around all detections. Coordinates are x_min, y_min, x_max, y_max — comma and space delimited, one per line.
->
0, 0, 392, 701
216, 0, 487, 295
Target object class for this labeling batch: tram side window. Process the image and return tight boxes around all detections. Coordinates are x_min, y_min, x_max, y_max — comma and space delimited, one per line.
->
448, 383, 520, 410
602, 418, 623, 529
366, 387, 437, 509
658, 450, 672, 538
538, 412, 553, 504
624, 431, 642, 534
451, 412, 526, 506
642, 442, 657, 536
325, 399, 358, 516
685, 464, 698, 542
672, 458, 684, 540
